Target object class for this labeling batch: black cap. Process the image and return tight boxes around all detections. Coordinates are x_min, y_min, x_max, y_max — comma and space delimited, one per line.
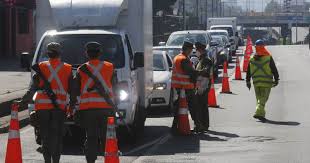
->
195, 42, 207, 50
47, 42, 61, 54
182, 41, 194, 50
85, 42, 101, 51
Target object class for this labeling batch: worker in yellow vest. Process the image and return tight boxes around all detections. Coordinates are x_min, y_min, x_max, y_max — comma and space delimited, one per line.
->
246, 40, 279, 122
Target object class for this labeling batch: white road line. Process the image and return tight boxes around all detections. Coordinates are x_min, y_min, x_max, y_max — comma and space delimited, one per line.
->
124, 133, 171, 156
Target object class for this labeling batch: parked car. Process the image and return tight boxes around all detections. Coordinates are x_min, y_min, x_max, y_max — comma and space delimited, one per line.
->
150, 50, 173, 109
211, 35, 231, 66
153, 30, 219, 78
208, 30, 233, 58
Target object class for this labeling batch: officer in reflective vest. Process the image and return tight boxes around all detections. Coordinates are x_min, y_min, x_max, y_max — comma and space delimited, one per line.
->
72, 42, 117, 163
246, 40, 279, 122
171, 41, 206, 134
18, 42, 73, 163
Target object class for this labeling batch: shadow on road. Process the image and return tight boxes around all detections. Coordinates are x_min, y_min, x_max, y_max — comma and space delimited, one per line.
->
147, 107, 173, 118
208, 130, 240, 138
263, 119, 300, 126
61, 125, 171, 156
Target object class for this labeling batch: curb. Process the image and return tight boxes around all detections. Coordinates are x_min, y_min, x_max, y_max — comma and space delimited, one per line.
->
0, 99, 29, 134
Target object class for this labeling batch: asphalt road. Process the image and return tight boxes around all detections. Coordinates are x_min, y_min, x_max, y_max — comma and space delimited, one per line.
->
1, 45, 310, 163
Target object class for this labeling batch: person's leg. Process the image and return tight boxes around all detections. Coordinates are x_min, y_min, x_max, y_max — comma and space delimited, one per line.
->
82, 110, 99, 163
254, 86, 266, 118
37, 110, 52, 163
200, 92, 209, 130
98, 110, 114, 154
259, 87, 272, 117
49, 110, 65, 163
186, 90, 199, 127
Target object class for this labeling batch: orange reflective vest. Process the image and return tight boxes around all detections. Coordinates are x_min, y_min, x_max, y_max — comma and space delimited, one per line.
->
78, 60, 114, 110
34, 59, 72, 111
171, 53, 195, 89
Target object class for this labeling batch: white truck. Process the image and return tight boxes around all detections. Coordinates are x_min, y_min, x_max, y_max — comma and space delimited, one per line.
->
31, 0, 153, 140
207, 17, 239, 55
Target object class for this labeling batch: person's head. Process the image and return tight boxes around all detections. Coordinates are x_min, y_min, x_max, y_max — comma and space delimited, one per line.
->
182, 41, 194, 56
255, 39, 265, 47
47, 42, 61, 59
195, 42, 207, 56
85, 42, 102, 59
254, 39, 270, 56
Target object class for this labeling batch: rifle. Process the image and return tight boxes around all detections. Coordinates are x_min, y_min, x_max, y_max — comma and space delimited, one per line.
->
79, 64, 132, 134
31, 64, 60, 109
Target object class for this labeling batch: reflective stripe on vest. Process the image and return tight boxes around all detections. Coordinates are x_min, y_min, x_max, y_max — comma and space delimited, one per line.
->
35, 99, 67, 105
34, 62, 70, 110
171, 54, 194, 89
80, 97, 106, 103
250, 56, 273, 87
79, 62, 113, 109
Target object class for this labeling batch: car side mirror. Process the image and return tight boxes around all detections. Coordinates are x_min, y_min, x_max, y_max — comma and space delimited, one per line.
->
235, 32, 239, 37
229, 38, 235, 43
169, 67, 173, 71
210, 41, 219, 47
134, 52, 144, 69
20, 52, 32, 71
158, 42, 166, 46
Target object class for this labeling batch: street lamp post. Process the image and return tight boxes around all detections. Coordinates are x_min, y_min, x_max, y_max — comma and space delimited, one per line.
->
183, 0, 186, 30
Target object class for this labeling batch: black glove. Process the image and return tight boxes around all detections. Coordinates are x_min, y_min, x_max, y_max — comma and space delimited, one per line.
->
29, 111, 39, 127
246, 81, 251, 90
273, 80, 279, 87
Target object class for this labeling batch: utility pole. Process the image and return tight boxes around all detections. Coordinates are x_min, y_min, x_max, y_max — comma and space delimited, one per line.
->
183, 0, 186, 30
212, 0, 214, 17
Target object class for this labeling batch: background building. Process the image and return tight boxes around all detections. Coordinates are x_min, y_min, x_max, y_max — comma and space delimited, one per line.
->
0, 0, 35, 57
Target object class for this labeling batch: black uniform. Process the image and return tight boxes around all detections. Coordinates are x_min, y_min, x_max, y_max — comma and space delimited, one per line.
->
194, 51, 213, 131
70, 42, 118, 163
20, 66, 74, 163
72, 70, 117, 163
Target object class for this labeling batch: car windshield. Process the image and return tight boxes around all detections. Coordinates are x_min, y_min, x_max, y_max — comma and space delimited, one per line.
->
211, 27, 233, 37
212, 37, 223, 45
153, 54, 166, 71
210, 32, 228, 37
166, 33, 208, 46
38, 34, 125, 68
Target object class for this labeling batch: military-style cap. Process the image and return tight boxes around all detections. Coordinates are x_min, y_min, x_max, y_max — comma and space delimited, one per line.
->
195, 42, 207, 50
85, 42, 102, 51
182, 41, 194, 50
47, 42, 61, 54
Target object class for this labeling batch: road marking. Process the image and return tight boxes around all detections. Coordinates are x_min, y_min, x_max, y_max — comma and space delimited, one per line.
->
124, 133, 171, 156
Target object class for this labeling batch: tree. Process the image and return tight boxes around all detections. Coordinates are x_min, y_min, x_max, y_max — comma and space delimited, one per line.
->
153, 0, 177, 16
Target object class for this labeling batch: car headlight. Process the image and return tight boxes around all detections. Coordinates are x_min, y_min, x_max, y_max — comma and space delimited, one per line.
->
119, 90, 129, 101
153, 83, 167, 90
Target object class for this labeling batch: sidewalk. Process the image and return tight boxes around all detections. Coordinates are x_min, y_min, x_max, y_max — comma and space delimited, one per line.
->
0, 57, 30, 132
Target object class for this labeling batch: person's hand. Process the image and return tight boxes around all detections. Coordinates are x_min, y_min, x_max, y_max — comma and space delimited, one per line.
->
246, 82, 251, 90
273, 80, 279, 87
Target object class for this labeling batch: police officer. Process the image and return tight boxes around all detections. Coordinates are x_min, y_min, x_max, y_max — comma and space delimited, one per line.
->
194, 42, 214, 132
72, 42, 117, 163
171, 41, 206, 134
246, 40, 279, 122
18, 42, 73, 163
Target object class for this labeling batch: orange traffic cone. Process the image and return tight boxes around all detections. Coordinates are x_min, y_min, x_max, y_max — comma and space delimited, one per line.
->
243, 45, 251, 72
178, 89, 191, 135
208, 76, 220, 108
5, 103, 22, 163
104, 117, 120, 163
221, 61, 232, 94
234, 56, 243, 80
